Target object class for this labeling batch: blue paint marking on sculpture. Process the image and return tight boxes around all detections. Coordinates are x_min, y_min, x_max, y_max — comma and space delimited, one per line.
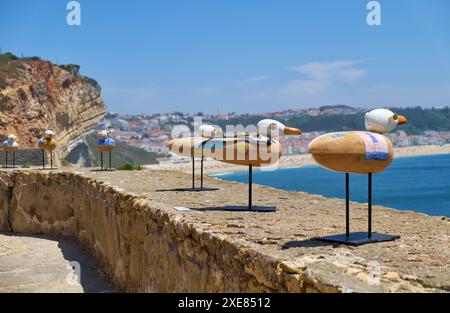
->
361, 132, 389, 161
97, 138, 116, 146
366, 151, 389, 161
2, 141, 17, 148
367, 133, 378, 143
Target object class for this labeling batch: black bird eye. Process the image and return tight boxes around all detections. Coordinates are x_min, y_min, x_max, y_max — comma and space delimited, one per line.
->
393, 114, 398, 121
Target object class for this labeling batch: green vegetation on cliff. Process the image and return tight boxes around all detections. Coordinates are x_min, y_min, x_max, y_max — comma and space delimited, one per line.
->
0, 52, 24, 89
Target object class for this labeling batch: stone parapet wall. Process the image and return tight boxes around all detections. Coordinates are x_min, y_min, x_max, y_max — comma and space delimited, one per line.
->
0, 171, 312, 292
0, 169, 448, 292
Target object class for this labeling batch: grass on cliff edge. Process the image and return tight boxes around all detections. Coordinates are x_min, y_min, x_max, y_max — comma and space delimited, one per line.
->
85, 133, 160, 168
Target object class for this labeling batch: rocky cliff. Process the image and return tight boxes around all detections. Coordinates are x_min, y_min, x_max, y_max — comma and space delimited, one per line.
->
0, 53, 106, 165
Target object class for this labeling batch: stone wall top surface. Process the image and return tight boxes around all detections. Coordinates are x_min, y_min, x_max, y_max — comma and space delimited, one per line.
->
1, 167, 449, 292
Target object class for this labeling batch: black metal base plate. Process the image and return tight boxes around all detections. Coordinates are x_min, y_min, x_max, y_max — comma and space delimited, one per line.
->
315, 232, 400, 246
223, 205, 277, 212
172, 187, 219, 192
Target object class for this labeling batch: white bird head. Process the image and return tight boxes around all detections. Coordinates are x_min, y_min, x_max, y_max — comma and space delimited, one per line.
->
198, 124, 221, 138
365, 109, 407, 134
256, 119, 301, 138
44, 130, 56, 138
99, 130, 108, 138
7, 134, 17, 141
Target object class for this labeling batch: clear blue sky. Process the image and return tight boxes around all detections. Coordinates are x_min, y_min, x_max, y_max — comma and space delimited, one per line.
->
1, 0, 449, 114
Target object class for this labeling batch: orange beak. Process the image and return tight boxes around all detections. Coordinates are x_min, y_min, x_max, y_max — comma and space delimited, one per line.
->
283, 126, 302, 136
397, 115, 407, 125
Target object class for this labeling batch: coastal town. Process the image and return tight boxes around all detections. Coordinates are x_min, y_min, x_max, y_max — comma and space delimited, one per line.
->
100, 106, 450, 164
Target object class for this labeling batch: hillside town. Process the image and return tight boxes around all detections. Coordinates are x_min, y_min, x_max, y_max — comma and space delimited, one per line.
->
99, 106, 450, 164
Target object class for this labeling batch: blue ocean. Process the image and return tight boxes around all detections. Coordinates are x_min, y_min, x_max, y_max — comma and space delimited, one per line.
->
214, 154, 450, 217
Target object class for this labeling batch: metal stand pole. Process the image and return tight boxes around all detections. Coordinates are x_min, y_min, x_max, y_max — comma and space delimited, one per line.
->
5, 151, 8, 168
100, 151, 103, 170
200, 144, 204, 190
346, 173, 350, 237
315, 171, 398, 246
192, 156, 195, 190
368, 172, 372, 238
248, 164, 253, 210
42, 150, 45, 169
13, 151, 15, 168
50, 151, 53, 169
109, 151, 112, 170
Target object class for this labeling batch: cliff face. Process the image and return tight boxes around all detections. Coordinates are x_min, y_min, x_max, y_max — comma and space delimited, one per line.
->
0, 56, 106, 165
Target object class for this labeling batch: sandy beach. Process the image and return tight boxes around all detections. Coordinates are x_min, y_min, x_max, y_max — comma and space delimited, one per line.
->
148, 144, 450, 174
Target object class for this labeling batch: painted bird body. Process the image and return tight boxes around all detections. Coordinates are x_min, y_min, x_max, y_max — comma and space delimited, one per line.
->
38, 138, 56, 150
168, 134, 282, 167
38, 130, 57, 151
96, 130, 116, 152
308, 109, 407, 174
2, 134, 19, 152
167, 119, 301, 167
